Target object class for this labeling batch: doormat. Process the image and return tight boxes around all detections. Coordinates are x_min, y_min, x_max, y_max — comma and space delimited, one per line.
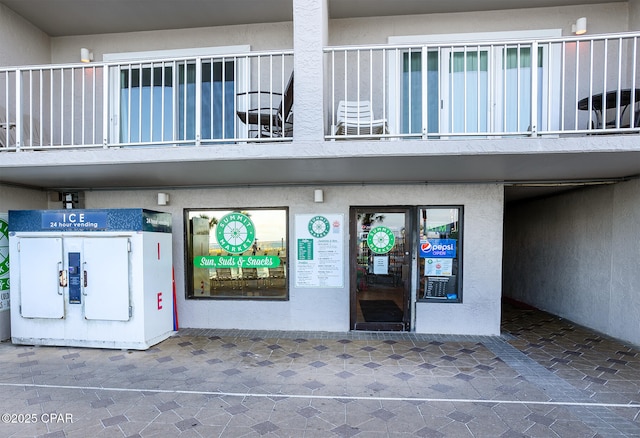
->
359, 300, 403, 322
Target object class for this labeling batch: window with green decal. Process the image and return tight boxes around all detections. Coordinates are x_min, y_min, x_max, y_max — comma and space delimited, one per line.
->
185, 208, 288, 300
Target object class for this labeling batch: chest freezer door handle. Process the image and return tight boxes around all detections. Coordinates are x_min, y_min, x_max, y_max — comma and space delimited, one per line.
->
58, 261, 66, 293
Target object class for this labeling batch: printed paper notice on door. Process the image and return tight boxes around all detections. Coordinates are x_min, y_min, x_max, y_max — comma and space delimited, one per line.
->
424, 258, 453, 276
372, 256, 389, 275
295, 214, 344, 288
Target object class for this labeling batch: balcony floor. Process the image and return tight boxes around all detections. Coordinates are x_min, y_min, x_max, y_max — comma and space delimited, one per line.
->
1, 136, 639, 197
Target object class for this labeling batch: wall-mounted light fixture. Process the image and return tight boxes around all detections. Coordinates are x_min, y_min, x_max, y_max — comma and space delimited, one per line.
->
80, 48, 94, 63
157, 193, 170, 206
314, 189, 324, 203
572, 17, 587, 35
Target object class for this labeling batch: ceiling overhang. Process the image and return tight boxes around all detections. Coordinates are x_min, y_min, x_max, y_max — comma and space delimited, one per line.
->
1, 138, 638, 203
0, 0, 625, 37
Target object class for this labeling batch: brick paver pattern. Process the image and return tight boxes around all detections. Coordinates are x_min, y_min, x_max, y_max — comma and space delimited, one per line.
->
0, 302, 638, 437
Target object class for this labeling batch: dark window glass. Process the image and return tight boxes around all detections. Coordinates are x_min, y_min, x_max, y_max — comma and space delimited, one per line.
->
418, 207, 462, 302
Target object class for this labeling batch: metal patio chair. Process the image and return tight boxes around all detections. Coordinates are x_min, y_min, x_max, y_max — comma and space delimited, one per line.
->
237, 72, 294, 138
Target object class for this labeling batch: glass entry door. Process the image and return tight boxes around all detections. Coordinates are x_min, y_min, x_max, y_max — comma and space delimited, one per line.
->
350, 208, 412, 331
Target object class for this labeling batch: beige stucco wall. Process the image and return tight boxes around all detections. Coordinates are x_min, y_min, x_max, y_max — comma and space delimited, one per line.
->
51, 22, 293, 64
329, 3, 630, 45
0, 185, 47, 212
503, 178, 640, 346
0, 3, 50, 67
77, 183, 504, 335
630, 0, 640, 30
22, 2, 632, 65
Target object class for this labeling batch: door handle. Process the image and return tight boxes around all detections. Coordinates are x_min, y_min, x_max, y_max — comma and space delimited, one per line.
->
58, 262, 67, 292
82, 262, 88, 294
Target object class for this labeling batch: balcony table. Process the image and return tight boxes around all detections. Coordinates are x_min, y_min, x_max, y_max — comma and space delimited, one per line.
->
577, 88, 640, 129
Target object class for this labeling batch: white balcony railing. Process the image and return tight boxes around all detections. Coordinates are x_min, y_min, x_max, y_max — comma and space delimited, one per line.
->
325, 32, 640, 139
0, 50, 293, 150
2, 33, 640, 150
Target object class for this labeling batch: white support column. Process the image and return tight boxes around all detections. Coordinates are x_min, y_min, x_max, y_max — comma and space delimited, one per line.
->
293, 0, 328, 141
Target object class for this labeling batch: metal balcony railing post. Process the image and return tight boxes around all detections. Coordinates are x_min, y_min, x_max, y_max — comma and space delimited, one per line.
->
195, 58, 202, 146
102, 65, 109, 147
616, 37, 623, 129
421, 46, 428, 139
15, 70, 21, 150
530, 41, 538, 137
632, 37, 638, 129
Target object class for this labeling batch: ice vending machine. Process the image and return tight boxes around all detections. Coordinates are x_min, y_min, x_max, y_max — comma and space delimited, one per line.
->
8, 209, 174, 350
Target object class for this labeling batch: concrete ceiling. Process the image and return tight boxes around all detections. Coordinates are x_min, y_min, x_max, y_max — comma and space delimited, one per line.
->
0, 0, 625, 37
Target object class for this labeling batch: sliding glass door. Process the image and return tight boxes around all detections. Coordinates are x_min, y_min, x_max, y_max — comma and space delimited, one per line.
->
442, 49, 489, 134
119, 65, 174, 143
401, 50, 440, 135
400, 48, 490, 136
118, 59, 236, 144
499, 46, 546, 133
395, 31, 559, 137
177, 60, 235, 141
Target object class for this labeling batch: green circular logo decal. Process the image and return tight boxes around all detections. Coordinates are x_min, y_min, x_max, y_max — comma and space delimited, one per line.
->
308, 215, 330, 238
367, 226, 395, 254
216, 213, 256, 254
0, 218, 9, 277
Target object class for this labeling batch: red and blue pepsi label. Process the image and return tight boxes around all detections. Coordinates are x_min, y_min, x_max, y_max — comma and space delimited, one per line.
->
420, 239, 456, 258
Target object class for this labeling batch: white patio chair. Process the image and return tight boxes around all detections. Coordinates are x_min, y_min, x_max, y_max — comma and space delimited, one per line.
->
333, 100, 388, 136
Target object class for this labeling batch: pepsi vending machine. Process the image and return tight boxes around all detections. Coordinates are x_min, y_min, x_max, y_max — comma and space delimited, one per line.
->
8, 209, 173, 350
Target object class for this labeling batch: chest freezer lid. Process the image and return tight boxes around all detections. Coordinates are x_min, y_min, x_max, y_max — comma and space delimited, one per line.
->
8, 209, 171, 233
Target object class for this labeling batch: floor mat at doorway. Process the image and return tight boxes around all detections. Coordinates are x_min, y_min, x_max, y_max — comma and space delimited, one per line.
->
359, 300, 403, 322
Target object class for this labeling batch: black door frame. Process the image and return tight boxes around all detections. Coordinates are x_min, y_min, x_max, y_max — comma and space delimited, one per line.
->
349, 206, 414, 331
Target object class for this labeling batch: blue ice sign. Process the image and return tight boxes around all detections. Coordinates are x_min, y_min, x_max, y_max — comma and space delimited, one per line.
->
419, 239, 457, 258
42, 211, 108, 231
